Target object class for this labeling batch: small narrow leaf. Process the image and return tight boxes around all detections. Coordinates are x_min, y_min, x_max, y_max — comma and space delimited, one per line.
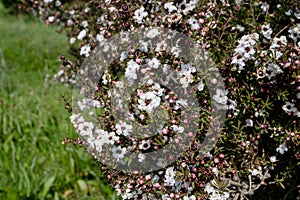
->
41, 176, 56, 198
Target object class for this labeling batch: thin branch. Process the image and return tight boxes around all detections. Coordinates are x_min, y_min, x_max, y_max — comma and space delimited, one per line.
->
249, 1, 256, 26
271, 25, 290, 44
248, 175, 252, 193
283, 185, 300, 200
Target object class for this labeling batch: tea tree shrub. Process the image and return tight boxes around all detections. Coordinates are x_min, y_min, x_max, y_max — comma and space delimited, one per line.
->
20, 1, 299, 199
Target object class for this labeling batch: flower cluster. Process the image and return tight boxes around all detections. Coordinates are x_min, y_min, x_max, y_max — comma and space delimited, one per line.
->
20, 0, 300, 199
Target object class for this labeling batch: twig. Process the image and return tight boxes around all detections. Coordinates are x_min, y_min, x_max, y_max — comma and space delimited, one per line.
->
283, 185, 300, 200
249, 1, 256, 26
248, 175, 252, 193
271, 25, 289, 43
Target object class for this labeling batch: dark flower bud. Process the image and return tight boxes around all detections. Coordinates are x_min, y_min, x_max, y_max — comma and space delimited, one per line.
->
121, 4, 129, 12
118, 11, 126, 18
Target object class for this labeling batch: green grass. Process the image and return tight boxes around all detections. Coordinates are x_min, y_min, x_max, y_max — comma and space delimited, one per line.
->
0, 4, 120, 200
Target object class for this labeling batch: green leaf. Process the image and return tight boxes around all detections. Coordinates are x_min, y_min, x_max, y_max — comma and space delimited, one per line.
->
77, 179, 88, 194
279, 181, 285, 189
41, 176, 56, 198
20, 165, 31, 197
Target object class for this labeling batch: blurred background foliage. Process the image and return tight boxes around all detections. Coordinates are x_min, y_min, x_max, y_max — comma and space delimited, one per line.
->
0, 2, 119, 199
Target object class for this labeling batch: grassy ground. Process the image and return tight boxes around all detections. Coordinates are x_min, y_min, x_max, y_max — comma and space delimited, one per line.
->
0, 4, 120, 200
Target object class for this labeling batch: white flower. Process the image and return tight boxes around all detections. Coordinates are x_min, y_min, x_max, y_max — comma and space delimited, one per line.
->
122, 189, 137, 199
162, 194, 171, 200
227, 99, 237, 110
261, 23, 273, 39
171, 46, 181, 57
231, 54, 246, 71
266, 63, 283, 78
177, 0, 197, 15
171, 125, 184, 133
96, 33, 104, 43
48, 16, 55, 23
55, 0, 61, 7
175, 99, 188, 109
261, 2, 269, 12
138, 153, 146, 162
270, 36, 287, 49
70, 113, 84, 125
183, 195, 196, 200
288, 24, 300, 42
138, 91, 161, 113
212, 167, 219, 177
270, 49, 283, 59
197, 80, 205, 91
294, 9, 300, 19
139, 40, 149, 52
70, 113, 79, 123
212, 89, 228, 105
108, 6, 117, 12
243, 45, 256, 59
204, 183, 215, 194
90, 99, 102, 108
180, 74, 194, 88
78, 122, 94, 137
145, 174, 151, 180
164, 166, 176, 186
125, 60, 140, 80
180, 63, 196, 75
146, 28, 160, 38
249, 168, 262, 176
80, 45, 91, 57
256, 66, 267, 79
231, 33, 259, 71
164, 2, 177, 13
107, 132, 119, 144
67, 19, 73, 26
77, 98, 101, 110
77, 29, 87, 40
116, 121, 133, 137
235, 0, 242, 5
94, 129, 110, 144
270, 156, 277, 163
205, 182, 230, 200
179, 63, 196, 87
282, 101, 297, 113
151, 83, 164, 96
245, 119, 253, 127
285, 10, 292, 16
69, 10, 75, 15
102, 71, 109, 85
77, 98, 89, 110
133, 7, 148, 24
139, 140, 151, 150
188, 17, 200, 30
120, 52, 128, 62
147, 57, 160, 69
70, 37, 76, 44
81, 20, 88, 28
236, 24, 245, 32
276, 144, 288, 154
147, 79, 154, 85
111, 146, 127, 161
155, 40, 168, 52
